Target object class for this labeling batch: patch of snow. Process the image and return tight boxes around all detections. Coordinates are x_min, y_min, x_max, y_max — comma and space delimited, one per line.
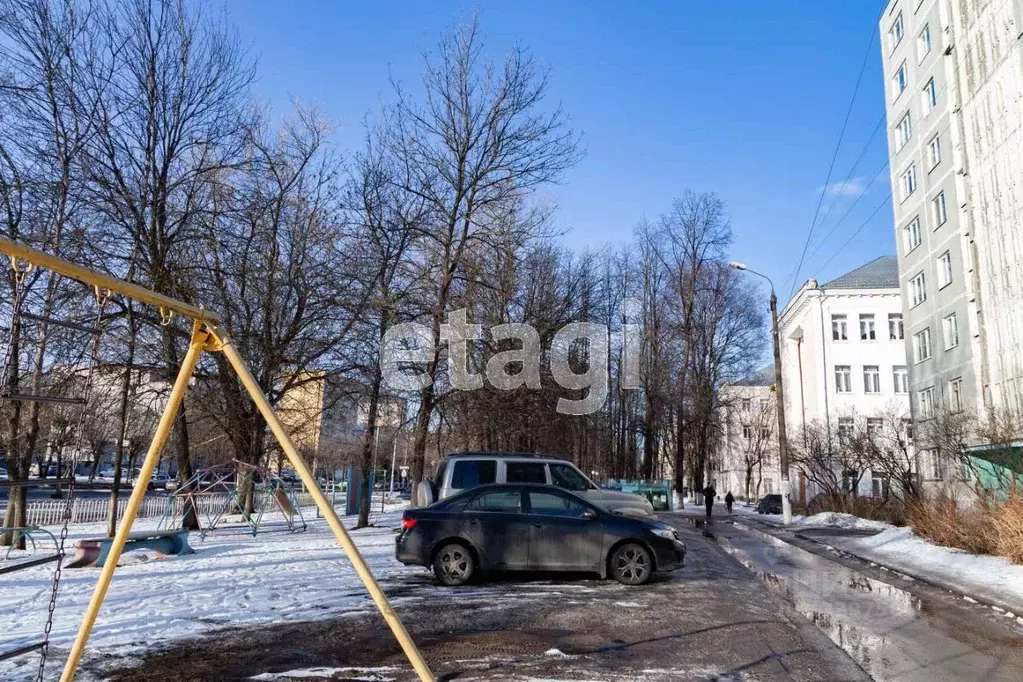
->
0, 505, 417, 682
833, 526, 1023, 614
963, 595, 978, 603
791, 512, 891, 531
250, 666, 399, 680
543, 647, 572, 657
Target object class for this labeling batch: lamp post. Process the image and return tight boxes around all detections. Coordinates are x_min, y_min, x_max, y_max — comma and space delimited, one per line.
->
729, 261, 792, 525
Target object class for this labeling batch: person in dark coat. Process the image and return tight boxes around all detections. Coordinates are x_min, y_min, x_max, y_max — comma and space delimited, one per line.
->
725, 491, 735, 514
702, 484, 716, 518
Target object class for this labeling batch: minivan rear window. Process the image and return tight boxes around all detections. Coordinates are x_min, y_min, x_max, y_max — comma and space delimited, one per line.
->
451, 460, 497, 489
506, 462, 547, 484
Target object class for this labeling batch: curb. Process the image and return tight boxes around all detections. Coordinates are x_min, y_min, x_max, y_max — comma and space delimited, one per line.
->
737, 518, 1023, 620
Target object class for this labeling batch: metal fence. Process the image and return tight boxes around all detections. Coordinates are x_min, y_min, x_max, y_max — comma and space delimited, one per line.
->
25, 495, 232, 526
23, 489, 389, 527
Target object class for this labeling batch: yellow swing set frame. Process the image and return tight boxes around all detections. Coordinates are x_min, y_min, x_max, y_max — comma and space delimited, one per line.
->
0, 236, 435, 682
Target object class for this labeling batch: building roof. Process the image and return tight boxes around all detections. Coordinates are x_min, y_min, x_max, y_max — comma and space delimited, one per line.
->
820, 255, 899, 290
735, 365, 775, 387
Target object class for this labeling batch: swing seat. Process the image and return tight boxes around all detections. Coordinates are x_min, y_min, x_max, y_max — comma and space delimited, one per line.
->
66, 529, 193, 568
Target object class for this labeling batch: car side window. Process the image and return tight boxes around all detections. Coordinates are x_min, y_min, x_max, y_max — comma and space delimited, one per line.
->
506, 462, 547, 484
527, 491, 590, 519
467, 491, 522, 513
549, 463, 591, 492
451, 460, 497, 489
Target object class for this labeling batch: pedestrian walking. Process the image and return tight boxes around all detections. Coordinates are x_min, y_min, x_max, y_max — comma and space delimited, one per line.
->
702, 483, 716, 518
725, 491, 734, 514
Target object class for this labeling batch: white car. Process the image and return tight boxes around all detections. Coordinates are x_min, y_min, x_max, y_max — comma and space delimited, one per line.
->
422, 453, 654, 517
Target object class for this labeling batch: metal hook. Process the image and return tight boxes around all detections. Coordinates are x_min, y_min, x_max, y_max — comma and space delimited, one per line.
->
9, 256, 33, 284
159, 307, 174, 326
93, 285, 112, 308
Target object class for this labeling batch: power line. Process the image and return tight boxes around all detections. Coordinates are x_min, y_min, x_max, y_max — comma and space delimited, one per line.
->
804, 158, 890, 266
811, 112, 887, 236
815, 194, 893, 276
786, 1, 892, 297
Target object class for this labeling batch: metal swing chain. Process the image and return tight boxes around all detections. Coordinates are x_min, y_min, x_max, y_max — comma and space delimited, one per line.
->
37, 286, 111, 682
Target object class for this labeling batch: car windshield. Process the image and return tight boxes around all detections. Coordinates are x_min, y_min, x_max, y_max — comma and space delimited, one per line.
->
549, 463, 594, 491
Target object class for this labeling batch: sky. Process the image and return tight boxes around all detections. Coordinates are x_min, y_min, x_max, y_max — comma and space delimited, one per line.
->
223, 0, 893, 306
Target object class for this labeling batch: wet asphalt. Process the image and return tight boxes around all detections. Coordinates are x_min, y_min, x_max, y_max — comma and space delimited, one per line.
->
86, 515, 870, 682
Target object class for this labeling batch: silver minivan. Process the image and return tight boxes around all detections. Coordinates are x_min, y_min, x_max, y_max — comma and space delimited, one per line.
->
418, 452, 654, 517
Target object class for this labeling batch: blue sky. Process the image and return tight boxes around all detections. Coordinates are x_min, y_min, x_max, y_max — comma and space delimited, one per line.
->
224, 0, 892, 305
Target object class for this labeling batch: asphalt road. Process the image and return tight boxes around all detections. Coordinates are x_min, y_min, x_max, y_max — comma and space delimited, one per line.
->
90, 515, 869, 682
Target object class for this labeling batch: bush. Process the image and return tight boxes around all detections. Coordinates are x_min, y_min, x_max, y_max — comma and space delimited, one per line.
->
990, 493, 1023, 564
803, 492, 906, 525
906, 492, 997, 556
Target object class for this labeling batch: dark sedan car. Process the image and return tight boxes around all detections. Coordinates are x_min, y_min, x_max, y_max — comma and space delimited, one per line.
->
395, 483, 686, 586
757, 493, 783, 514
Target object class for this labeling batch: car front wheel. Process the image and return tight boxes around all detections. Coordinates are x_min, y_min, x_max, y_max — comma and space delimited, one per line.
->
610, 543, 653, 586
433, 543, 475, 586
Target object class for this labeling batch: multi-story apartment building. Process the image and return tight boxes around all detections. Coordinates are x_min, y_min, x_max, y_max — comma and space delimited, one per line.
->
880, 0, 980, 431
778, 256, 912, 501
881, 0, 1023, 423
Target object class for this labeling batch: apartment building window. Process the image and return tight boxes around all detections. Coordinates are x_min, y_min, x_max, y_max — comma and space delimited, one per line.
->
859, 313, 876, 340
893, 366, 909, 393
893, 63, 908, 98
918, 23, 931, 61
918, 386, 936, 419
864, 365, 881, 393
927, 134, 941, 169
938, 251, 953, 288
923, 78, 937, 113
743, 425, 752, 439
950, 377, 964, 413
742, 398, 751, 412
896, 112, 912, 150
835, 365, 852, 393
832, 314, 848, 341
943, 312, 959, 349
900, 165, 917, 201
759, 398, 769, 411
890, 13, 905, 51
866, 418, 883, 436
889, 313, 904, 340
932, 191, 948, 226
913, 328, 932, 363
903, 216, 921, 252
838, 417, 854, 442
910, 271, 927, 307
760, 426, 771, 440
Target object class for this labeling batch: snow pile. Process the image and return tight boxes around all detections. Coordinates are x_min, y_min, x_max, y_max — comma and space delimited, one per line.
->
793, 512, 891, 531
0, 505, 418, 681
839, 526, 1023, 612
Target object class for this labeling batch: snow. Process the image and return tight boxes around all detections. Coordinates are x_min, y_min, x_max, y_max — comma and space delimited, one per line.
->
0, 504, 421, 681
832, 526, 1023, 614
755, 510, 890, 531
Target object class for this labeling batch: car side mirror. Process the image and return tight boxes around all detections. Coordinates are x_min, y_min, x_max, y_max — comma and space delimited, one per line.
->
583, 508, 598, 521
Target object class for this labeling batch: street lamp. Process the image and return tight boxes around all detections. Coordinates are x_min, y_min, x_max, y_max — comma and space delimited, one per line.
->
729, 261, 793, 525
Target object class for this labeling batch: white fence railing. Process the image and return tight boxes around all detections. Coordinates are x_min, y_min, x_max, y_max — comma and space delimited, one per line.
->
25, 494, 234, 527
23, 489, 395, 528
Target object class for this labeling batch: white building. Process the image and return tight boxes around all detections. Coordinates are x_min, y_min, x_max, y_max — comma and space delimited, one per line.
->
714, 366, 780, 503
778, 257, 913, 502
880, 0, 1023, 421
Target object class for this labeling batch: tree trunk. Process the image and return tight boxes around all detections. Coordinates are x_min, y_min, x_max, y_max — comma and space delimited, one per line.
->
107, 314, 137, 538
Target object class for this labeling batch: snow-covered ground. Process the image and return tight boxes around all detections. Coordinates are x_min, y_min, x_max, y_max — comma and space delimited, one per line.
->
0, 503, 419, 681
756, 510, 890, 531
833, 526, 1023, 616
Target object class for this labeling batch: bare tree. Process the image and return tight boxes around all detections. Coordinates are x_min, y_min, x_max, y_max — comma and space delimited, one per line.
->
387, 17, 580, 487
82, 0, 254, 527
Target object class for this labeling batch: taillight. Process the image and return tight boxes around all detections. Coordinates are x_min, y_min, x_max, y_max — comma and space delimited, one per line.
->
401, 517, 417, 530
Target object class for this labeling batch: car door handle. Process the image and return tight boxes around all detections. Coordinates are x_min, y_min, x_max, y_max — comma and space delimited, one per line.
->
532, 521, 543, 528
469, 518, 479, 525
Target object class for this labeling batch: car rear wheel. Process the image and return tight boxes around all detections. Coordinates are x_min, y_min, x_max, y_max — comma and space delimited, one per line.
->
433, 543, 474, 586
610, 543, 653, 585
